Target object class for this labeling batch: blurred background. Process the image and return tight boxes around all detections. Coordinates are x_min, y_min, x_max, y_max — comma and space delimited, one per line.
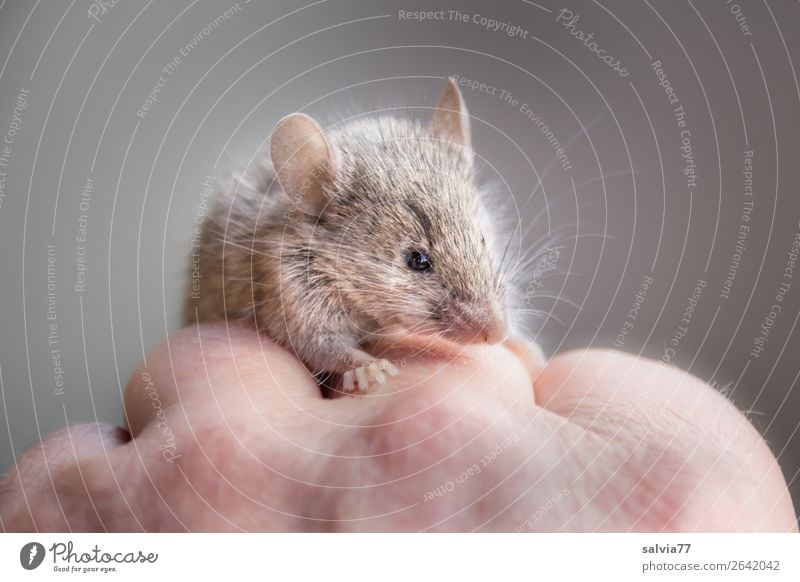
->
0, 0, 798, 522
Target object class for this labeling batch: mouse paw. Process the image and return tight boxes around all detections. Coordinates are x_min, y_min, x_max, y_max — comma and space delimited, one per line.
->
342, 359, 400, 393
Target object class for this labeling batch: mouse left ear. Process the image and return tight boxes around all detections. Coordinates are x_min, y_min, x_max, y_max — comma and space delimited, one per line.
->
270, 113, 336, 216
430, 78, 473, 164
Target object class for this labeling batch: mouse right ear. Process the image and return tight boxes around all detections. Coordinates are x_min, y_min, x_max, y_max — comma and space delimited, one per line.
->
430, 78, 473, 164
270, 113, 335, 216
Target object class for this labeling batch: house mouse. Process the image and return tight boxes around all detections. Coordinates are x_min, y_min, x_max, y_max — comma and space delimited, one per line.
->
185, 78, 546, 393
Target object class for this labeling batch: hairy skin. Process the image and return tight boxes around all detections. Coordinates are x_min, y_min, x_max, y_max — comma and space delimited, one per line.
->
0, 323, 795, 532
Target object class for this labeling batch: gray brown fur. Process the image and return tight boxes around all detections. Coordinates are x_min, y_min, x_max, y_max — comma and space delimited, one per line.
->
185, 81, 518, 378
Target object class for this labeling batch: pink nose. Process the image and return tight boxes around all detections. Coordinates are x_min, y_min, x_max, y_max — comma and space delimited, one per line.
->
482, 317, 508, 344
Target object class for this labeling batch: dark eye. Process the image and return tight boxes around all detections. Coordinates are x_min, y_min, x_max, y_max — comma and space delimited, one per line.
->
405, 250, 432, 272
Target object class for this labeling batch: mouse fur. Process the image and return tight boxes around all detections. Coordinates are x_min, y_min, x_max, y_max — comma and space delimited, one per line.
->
185, 79, 542, 392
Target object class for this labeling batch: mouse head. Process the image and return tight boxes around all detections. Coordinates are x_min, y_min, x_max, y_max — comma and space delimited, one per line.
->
270, 79, 509, 344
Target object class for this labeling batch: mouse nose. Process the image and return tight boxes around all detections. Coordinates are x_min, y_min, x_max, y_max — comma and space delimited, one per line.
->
443, 301, 508, 344
481, 310, 508, 344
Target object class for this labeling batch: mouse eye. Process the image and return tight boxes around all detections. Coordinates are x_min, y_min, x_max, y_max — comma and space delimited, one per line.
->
405, 250, 432, 272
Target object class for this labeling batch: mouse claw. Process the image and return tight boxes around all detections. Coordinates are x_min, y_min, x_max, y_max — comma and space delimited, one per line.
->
366, 362, 387, 384
355, 367, 369, 392
370, 368, 387, 384
342, 370, 355, 393
342, 358, 399, 394
380, 359, 400, 376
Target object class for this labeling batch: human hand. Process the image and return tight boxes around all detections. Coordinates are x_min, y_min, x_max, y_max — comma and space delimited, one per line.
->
1, 323, 795, 531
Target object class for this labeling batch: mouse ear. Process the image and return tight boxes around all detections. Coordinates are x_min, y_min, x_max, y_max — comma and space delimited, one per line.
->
270, 113, 335, 216
430, 78, 473, 164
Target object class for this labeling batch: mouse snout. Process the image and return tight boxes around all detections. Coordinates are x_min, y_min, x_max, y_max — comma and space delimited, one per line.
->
480, 308, 508, 344
445, 302, 508, 344
481, 318, 508, 344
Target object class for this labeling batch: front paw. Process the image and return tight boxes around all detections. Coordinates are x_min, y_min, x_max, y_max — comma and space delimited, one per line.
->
342, 359, 400, 393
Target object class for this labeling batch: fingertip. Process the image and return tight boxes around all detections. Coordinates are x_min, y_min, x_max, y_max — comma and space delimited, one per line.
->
125, 322, 323, 435
0, 423, 130, 531
355, 340, 534, 413
534, 348, 741, 425
533, 348, 667, 413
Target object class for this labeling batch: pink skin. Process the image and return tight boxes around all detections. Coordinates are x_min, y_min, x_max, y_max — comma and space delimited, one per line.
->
0, 322, 795, 532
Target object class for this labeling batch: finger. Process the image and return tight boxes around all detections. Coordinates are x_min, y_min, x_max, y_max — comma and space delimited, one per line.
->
534, 349, 762, 443
535, 349, 798, 532
535, 349, 734, 423
124, 322, 322, 436
345, 335, 536, 413
0, 423, 129, 531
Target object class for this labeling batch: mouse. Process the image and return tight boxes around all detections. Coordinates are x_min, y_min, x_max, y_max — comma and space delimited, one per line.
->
185, 78, 546, 393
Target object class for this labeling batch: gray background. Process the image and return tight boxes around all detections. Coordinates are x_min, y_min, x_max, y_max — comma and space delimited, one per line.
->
0, 0, 798, 523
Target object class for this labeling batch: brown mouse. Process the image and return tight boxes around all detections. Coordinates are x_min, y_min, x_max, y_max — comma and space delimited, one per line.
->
185, 78, 545, 392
